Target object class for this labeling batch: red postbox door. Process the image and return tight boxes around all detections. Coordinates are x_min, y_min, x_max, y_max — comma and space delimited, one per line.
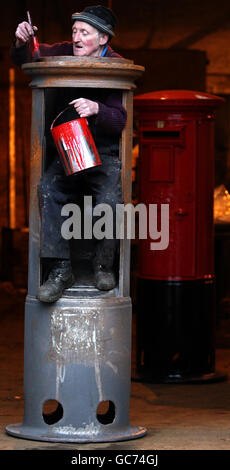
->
134, 90, 224, 281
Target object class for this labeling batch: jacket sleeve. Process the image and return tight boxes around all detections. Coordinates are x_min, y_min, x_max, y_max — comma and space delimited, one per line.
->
94, 91, 127, 135
10, 41, 73, 66
10, 41, 32, 66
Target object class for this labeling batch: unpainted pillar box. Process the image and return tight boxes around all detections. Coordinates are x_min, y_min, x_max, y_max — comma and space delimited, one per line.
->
6, 57, 146, 442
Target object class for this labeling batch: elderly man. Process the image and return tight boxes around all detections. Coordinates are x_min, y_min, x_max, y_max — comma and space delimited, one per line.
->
11, 5, 126, 302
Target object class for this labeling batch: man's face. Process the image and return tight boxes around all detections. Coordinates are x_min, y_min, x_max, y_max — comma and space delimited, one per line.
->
72, 21, 107, 57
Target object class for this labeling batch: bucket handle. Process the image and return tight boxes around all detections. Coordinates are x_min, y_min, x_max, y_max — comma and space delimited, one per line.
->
50, 105, 79, 130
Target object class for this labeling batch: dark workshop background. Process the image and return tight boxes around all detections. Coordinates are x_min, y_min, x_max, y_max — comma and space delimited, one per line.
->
1, 0, 230, 322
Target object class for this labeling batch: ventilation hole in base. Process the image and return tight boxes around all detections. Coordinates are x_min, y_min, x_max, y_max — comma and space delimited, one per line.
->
96, 400, 115, 425
42, 399, 63, 425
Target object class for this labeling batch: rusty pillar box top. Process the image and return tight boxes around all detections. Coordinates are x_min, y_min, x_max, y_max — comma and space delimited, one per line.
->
22, 56, 145, 90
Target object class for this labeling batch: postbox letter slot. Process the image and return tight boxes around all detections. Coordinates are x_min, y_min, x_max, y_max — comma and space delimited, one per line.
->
143, 130, 181, 139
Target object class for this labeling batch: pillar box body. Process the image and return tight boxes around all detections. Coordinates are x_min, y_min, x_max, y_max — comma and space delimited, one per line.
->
134, 90, 224, 383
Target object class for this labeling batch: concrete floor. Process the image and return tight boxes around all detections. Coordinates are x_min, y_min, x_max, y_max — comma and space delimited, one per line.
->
1, 281, 230, 451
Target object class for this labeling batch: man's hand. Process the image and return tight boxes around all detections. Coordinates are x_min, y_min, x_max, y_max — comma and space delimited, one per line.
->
69, 98, 99, 118
15, 21, 38, 47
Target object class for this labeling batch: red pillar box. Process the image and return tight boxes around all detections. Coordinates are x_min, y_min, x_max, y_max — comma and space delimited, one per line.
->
134, 90, 224, 383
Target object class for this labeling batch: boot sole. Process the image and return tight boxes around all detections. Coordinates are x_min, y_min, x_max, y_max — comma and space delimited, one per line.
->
37, 275, 75, 304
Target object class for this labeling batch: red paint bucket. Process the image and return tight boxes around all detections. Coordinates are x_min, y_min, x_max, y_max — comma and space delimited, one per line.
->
51, 106, 101, 176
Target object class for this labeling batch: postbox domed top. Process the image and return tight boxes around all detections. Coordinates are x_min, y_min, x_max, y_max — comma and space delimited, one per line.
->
134, 89, 224, 109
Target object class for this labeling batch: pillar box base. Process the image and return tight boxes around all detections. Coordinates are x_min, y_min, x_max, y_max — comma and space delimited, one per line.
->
6, 293, 146, 443
6, 423, 146, 443
135, 278, 227, 384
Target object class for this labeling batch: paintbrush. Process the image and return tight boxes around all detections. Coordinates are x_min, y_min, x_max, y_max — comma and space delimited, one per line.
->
27, 10, 40, 60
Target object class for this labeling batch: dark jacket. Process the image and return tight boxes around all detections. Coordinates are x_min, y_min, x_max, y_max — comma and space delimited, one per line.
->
10, 41, 122, 65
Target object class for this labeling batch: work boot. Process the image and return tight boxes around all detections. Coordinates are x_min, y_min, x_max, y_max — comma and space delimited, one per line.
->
37, 260, 75, 303
94, 264, 116, 291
